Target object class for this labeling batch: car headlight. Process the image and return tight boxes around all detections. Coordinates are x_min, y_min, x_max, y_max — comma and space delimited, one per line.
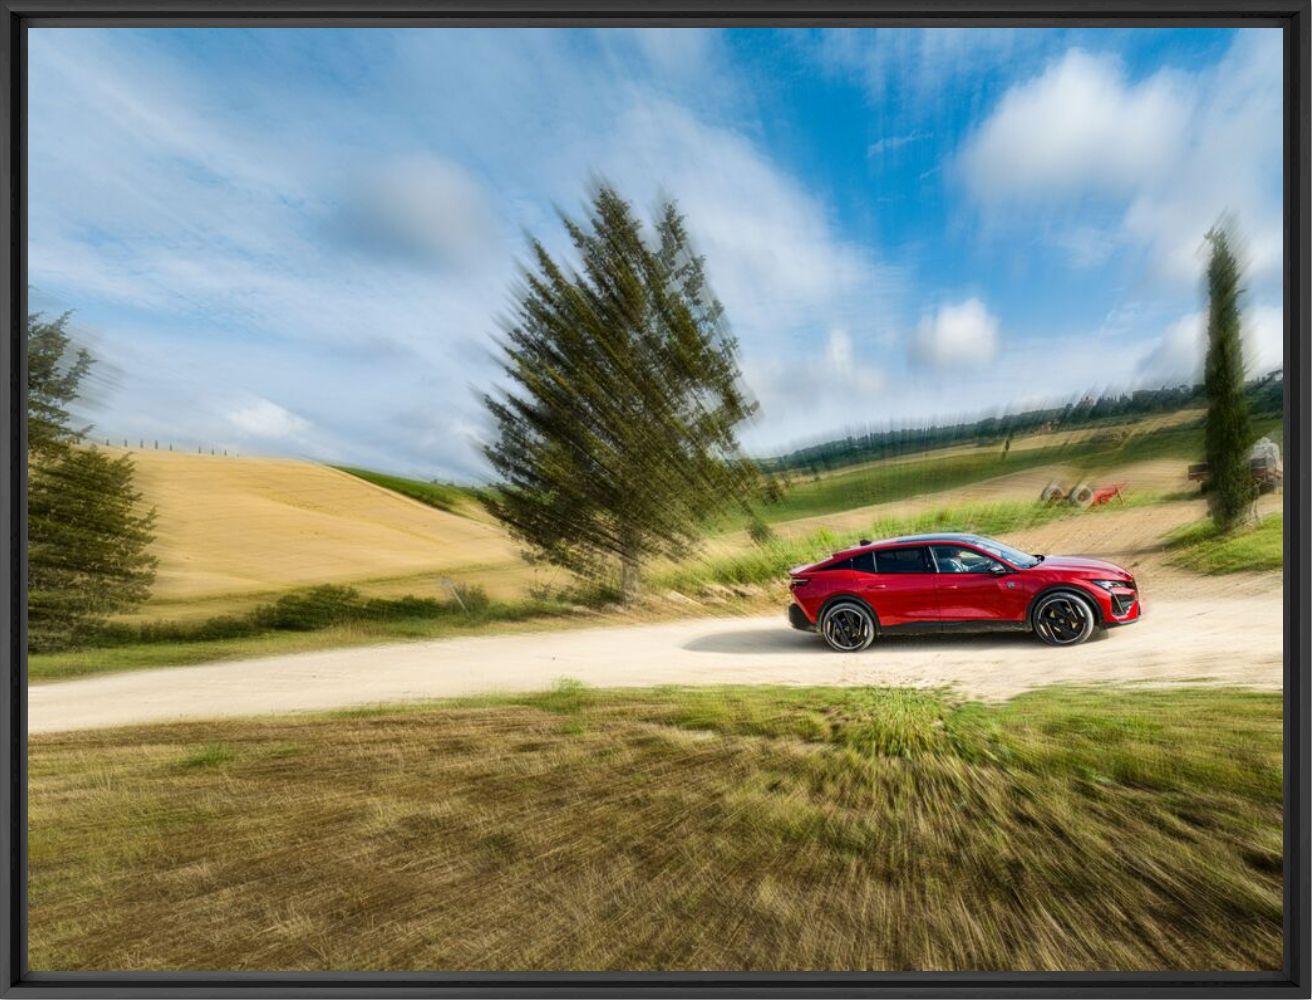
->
1089, 579, 1131, 591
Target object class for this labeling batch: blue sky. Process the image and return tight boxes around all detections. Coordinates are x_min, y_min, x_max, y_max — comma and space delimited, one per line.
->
28, 27, 1283, 481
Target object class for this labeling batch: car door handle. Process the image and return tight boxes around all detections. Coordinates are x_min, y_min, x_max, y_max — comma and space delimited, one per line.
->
870, 583, 887, 590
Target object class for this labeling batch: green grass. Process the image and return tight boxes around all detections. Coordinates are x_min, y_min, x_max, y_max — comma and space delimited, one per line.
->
332, 465, 488, 514
743, 447, 1066, 527
29, 683, 1282, 971
739, 417, 1281, 531
177, 743, 237, 770
660, 495, 1166, 593
1166, 513, 1284, 574
28, 597, 576, 683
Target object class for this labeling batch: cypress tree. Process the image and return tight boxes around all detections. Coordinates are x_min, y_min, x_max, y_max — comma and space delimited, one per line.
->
482, 185, 758, 600
1202, 226, 1255, 532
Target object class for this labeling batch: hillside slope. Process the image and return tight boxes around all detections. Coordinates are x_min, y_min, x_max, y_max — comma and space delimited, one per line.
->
114, 449, 533, 615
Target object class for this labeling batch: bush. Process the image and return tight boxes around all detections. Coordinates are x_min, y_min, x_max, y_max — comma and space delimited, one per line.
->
450, 584, 490, 613
254, 585, 364, 631
68, 584, 510, 653
747, 516, 776, 546
93, 614, 263, 647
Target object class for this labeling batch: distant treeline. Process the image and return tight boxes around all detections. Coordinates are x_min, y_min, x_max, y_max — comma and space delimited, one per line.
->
765, 371, 1283, 475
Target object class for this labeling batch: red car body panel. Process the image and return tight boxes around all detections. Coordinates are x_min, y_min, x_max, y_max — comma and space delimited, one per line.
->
936, 570, 1028, 622
788, 533, 1141, 634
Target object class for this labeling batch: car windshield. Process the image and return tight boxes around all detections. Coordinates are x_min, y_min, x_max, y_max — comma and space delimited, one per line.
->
967, 536, 1041, 569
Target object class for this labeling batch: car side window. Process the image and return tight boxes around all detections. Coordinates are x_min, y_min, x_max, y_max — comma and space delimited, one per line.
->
931, 545, 1003, 574
822, 553, 876, 573
873, 546, 931, 573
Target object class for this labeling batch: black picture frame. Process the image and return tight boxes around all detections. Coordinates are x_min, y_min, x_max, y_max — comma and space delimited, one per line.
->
2, 3, 1307, 995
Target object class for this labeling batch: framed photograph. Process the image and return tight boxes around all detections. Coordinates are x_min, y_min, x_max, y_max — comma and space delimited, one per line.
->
2, 1, 1308, 996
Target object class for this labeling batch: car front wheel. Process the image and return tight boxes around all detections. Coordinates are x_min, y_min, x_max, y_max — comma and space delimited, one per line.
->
1032, 591, 1097, 646
820, 601, 876, 652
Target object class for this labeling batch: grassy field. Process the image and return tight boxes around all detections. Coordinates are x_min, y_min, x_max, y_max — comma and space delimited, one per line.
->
104, 414, 1279, 621
332, 466, 488, 516
29, 683, 1281, 971
660, 493, 1172, 593
1166, 513, 1284, 574
743, 417, 1280, 531
54, 415, 1277, 677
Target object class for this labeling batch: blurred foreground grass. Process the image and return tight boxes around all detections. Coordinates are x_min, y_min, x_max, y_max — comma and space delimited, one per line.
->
30, 683, 1281, 971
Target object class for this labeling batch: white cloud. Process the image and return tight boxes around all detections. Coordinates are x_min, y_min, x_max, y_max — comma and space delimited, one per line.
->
1138, 303, 1284, 382
575, 96, 906, 391
629, 28, 721, 77
815, 28, 1051, 106
335, 155, 500, 267
959, 49, 1191, 201
958, 32, 1283, 284
911, 298, 1000, 368
739, 327, 884, 447
226, 398, 311, 439
1248, 304, 1285, 375
823, 328, 884, 392
28, 29, 906, 473
1137, 310, 1205, 382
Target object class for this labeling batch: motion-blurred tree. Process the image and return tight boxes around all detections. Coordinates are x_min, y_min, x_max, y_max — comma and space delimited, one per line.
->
1202, 224, 1255, 532
27, 312, 157, 651
482, 185, 758, 600
28, 312, 91, 459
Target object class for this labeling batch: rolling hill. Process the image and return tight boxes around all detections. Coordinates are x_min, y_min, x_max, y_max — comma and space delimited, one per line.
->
110, 448, 540, 621
106, 408, 1281, 623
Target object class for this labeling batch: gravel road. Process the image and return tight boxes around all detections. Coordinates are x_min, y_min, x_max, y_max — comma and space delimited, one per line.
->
30, 595, 1282, 734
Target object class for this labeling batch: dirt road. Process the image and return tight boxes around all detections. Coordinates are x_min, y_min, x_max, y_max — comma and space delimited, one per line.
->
31, 595, 1282, 734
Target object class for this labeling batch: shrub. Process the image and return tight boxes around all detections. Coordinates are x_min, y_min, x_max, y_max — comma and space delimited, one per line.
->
450, 584, 490, 613
254, 585, 364, 631
747, 516, 777, 546
73, 584, 500, 653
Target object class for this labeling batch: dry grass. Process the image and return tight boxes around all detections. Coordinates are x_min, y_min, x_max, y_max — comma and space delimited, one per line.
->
29, 684, 1282, 972
114, 449, 536, 612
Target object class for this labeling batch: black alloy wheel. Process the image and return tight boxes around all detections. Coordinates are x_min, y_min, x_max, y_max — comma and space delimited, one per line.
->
1032, 592, 1097, 646
820, 602, 876, 652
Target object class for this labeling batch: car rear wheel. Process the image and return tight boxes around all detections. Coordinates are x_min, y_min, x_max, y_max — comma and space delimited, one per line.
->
820, 601, 876, 652
1032, 591, 1097, 646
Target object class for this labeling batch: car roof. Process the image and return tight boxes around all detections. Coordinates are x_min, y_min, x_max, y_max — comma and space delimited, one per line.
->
884, 532, 987, 545
828, 532, 989, 559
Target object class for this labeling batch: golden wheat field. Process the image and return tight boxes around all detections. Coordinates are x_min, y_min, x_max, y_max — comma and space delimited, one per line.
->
109, 448, 538, 619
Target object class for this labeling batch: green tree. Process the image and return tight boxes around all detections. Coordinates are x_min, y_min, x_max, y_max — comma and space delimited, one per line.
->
1202, 225, 1255, 532
27, 312, 91, 460
482, 185, 758, 600
27, 312, 157, 650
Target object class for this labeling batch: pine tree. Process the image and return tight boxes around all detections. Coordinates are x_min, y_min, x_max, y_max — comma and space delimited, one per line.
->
26, 312, 157, 650
28, 448, 157, 650
27, 312, 91, 461
482, 186, 758, 600
1202, 226, 1255, 532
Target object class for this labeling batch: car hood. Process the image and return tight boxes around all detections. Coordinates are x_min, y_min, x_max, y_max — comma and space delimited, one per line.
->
1032, 555, 1133, 579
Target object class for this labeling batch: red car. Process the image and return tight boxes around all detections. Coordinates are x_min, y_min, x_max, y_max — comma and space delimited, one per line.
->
787, 532, 1141, 652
